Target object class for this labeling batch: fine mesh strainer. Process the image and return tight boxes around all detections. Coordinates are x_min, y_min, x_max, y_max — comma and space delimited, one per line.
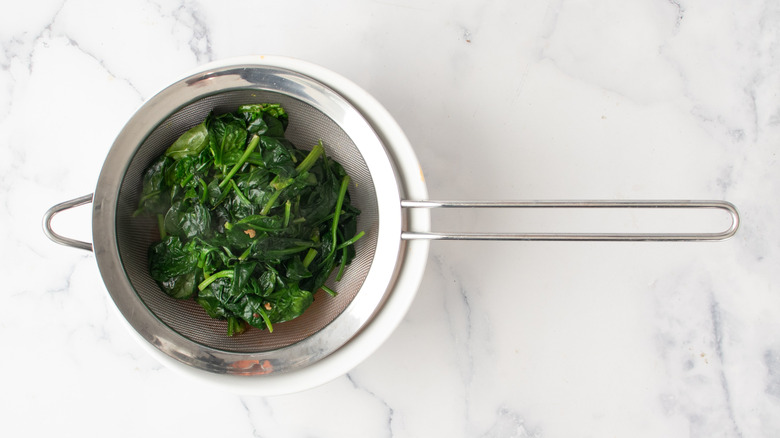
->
43, 56, 739, 394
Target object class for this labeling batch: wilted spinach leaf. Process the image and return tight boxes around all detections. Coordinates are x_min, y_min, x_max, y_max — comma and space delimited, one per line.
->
148, 235, 197, 281
135, 155, 172, 216
165, 122, 209, 160
164, 199, 211, 240
207, 112, 247, 167
159, 271, 198, 299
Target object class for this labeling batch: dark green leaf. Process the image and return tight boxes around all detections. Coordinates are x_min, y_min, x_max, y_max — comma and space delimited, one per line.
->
258, 266, 278, 296
225, 295, 273, 331
148, 235, 198, 281
207, 113, 247, 166
166, 122, 209, 160
196, 286, 230, 320
238, 103, 288, 136
164, 199, 211, 239
285, 256, 312, 281
135, 155, 172, 216
159, 270, 198, 299
267, 284, 313, 324
229, 261, 257, 298
262, 114, 287, 138
260, 136, 296, 178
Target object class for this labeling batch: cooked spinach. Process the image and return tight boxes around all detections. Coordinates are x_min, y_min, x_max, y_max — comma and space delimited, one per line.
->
136, 104, 363, 335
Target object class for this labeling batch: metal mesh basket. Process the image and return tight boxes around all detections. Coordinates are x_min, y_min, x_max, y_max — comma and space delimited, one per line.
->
116, 89, 379, 352
89, 63, 407, 375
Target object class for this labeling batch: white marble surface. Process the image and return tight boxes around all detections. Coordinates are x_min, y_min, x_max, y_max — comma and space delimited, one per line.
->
2, 0, 780, 436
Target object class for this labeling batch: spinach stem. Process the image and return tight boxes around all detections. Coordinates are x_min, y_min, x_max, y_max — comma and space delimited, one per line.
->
222, 246, 236, 259
321, 284, 337, 297
328, 175, 351, 259
212, 182, 232, 208
302, 248, 318, 268
260, 190, 283, 216
335, 231, 365, 251
264, 243, 315, 258
196, 161, 211, 173
230, 179, 252, 206
283, 200, 292, 227
138, 190, 161, 205
236, 216, 283, 231
219, 134, 260, 189
295, 141, 325, 173
334, 230, 364, 281
336, 247, 348, 281
199, 178, 208, 204
227, 316, 247, 336
198, 269, 233, 291
260, 142, 325, 215
255, 306, 274, 333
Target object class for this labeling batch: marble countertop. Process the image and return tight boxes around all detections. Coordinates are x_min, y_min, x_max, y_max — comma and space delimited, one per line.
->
3, 0, 779, 436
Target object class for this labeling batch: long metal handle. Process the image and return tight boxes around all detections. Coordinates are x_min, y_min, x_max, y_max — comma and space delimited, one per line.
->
400, 200, 740, 241
42, 194, 94, 251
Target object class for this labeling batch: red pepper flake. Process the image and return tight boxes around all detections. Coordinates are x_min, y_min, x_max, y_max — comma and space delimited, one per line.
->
252, 313, 260, 319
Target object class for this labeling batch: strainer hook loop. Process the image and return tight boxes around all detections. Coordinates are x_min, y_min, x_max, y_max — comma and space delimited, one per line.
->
43, 194, 94, 252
